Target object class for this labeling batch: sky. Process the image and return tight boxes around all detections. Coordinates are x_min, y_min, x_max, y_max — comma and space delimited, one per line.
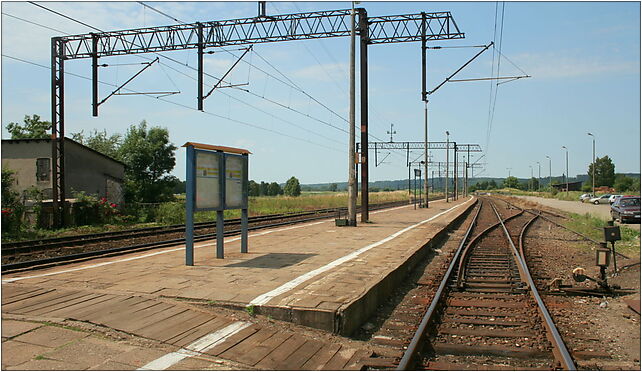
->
2, 1, 640, 185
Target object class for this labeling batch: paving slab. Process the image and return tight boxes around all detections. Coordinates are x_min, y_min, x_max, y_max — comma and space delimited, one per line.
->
12, 325, 87, 348
1, 340, 53, 368
1, 319, 42, 339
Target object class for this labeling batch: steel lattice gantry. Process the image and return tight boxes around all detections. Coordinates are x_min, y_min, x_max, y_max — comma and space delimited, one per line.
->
51, 7, 464, 226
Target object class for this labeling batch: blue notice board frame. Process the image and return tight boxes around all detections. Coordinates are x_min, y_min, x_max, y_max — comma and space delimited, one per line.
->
184, 142, 250, 265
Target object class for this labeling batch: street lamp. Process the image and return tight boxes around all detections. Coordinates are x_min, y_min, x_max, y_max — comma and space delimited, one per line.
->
529, 165, 533, 191
537, 162, 542, 192
506, 167, 512, 178
546, 155, 551, 191
588, 132, 595, 196
445, 130, 450, 202
562, 146, 569, 195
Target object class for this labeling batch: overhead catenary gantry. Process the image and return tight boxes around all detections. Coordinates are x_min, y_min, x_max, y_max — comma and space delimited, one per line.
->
51, 6, 464, 226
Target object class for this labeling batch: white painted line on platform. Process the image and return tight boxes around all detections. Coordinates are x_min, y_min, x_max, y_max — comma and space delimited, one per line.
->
248, 198, 470, 306
0, 201, 432, 284
137, 321, 251, 370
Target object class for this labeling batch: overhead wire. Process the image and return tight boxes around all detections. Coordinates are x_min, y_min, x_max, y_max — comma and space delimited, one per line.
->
23, 2, 350, 145
2, 53, 343, 153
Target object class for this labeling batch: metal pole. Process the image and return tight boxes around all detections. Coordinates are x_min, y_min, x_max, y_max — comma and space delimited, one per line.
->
445, 131, 449, 202
91, 33, 98, 117
347, 3, 357, 225
241, 153, 249, 253
421, 12, 429, 208
197, 22, 204, 111
217, 151, 225, 259
407, 143, 411, 195
424, 101, 429, 207
592, 136, 595, 195
537, 162, 541, 192
51, 37, 66, 228
359, 8, 369, 223
454, 143, 458, 200
185, 145, 195, 266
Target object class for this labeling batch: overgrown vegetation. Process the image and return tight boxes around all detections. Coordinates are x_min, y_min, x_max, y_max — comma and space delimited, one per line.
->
564, 212, 640, 257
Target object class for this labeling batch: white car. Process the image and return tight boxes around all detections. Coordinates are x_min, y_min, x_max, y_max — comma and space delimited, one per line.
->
589, 194, 612, 205
609, 195, 623, 204
579, 193, 594, 203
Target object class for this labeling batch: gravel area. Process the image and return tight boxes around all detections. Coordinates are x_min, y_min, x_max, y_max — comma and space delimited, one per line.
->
514, 195, 640, 231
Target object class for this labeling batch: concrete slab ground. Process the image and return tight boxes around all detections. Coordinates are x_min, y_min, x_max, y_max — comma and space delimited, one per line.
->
2, 197, 475, 369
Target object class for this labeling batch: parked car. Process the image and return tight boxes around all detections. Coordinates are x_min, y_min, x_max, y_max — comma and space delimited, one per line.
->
609, 194, 623, 204
610, 196, 641, 223
579, 193, 594, 203
589, 194, 611, 205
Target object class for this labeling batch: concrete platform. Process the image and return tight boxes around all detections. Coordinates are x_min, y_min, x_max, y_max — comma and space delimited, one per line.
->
3, 197, 475, 337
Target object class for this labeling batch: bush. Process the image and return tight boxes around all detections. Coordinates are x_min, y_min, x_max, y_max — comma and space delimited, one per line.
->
155, 201, 185, 225
72, 191, 120, 226
1, 169, 25, 236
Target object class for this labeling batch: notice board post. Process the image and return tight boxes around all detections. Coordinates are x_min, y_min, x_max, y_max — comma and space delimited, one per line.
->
184, 142, 251, 265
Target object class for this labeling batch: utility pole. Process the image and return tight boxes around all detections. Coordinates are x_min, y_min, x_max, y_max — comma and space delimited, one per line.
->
529, 165, 533, 191
588, 132, 595, 196
454, 143, 458, 200
546, 155, 551, 190
445, 131, 450, 202
537, 162, 542, 192
347, 2, 357, 226
359, 7, 369, 223
421, 11, 429, 209
562, 146, 569, 195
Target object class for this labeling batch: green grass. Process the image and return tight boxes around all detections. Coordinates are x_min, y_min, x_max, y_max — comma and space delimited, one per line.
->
564, 212, 640, 257
3, 190, 415, 242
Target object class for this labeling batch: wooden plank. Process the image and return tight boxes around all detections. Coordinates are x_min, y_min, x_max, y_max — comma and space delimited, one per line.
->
65, 296, 127, 320
235, 330, 292, 367
276, 339, 325, 370
3, 289, 73, 312
321, 346, 358, 370
344, 349, 373, 370
446, 309, 519, 318
166, 317, 233, 347
300, 343, 341, 371
111, 303, 187, 337
107, 302, 177, 330
439, 326, 534, 338
442, 316, 528, 327
448, 298, 523, 308
86, 297, 150, 324
89, 298, 158, 325
47, 294, 115, 318
144, 311, 213, 342
27, 292, 99, 316
254, 333, 307, 370
204, 324, 260, 357
1, 286, 50, 304
357, 357, 398, 369
219, 328, 278, 365
126, 307, 194, 338
15, 290, 86, 314
432, 342, 549, 359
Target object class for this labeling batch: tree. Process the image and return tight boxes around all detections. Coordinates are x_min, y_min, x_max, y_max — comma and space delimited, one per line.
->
329, 183, 338, 192
614, 175, 640, 192
588, 155, 616, 187
248, 180, 260, 196
6, 114, 51, 139
118, 120, 178, 203
502, 176, 520, 189
259, 181, 269, 196
1, 168, 24, 234
488, 180, 498, 189
267, 182, 282, 196
529, 177, 540, 191
71, 129, 121, 159
284, 176, 301, 197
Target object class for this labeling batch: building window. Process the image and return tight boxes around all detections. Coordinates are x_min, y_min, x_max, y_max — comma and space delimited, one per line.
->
36, 158, 50, 182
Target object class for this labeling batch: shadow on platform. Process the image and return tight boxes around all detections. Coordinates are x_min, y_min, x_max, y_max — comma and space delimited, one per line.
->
225, 253, 316, 269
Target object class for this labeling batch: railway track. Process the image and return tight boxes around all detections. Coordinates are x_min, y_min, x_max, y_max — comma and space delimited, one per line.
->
393, 197, 576, 370
1, 199, 411, 273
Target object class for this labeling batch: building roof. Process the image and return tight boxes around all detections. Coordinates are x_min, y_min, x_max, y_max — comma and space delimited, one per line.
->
182, 142, 251, 155
2, 137, 126, 166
